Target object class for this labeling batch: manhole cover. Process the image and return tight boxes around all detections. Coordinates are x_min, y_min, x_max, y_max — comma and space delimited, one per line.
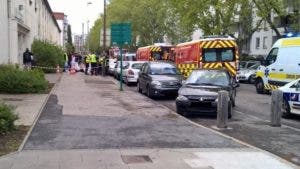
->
2, 98, 23, 101
121, 155, 152, 164
85, 79, 114, 84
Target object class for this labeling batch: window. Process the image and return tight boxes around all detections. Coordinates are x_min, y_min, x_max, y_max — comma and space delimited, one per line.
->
265, 48, 278, 66
263, 36, 267, 49
256, 37, 260, 49
203, 48, 235, 62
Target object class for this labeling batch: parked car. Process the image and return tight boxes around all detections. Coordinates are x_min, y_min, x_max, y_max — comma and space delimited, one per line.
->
108, 58, 117, 75
176, 69, 238, 118
123, 61, 145, 85
237, 63, 260, 83
137, 62, 182, 98
279, 78, 300, 117
114, 61, 128, 80
239, 61, 260, 69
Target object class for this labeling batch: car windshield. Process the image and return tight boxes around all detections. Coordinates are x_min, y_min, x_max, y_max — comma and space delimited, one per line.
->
248, 63, 260, 70
150, 64, 179, 75
239, 62, 246, 69
186, 70, 230, 86
132, 63, 143, 69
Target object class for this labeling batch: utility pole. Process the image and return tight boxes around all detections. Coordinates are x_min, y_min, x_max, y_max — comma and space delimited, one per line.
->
103, 0, 106, 49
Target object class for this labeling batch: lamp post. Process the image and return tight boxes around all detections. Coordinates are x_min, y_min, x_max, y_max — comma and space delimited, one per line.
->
86, 1, 92, 53
103, 0, 107, 49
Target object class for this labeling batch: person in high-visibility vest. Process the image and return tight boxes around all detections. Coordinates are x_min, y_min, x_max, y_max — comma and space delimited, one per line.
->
90, 53, 97, 75
84, 54, 91, 75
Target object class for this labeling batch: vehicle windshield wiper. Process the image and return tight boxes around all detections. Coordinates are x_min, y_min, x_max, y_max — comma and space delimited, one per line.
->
198, 83, 225, 87
185, 83, 199, 85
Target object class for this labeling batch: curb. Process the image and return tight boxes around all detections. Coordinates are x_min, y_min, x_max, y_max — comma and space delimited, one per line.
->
18, 74, 62, 152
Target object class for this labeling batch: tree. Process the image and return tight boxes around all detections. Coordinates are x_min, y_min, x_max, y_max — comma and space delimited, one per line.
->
87, 18, 103, 54
67, 24, 73, 44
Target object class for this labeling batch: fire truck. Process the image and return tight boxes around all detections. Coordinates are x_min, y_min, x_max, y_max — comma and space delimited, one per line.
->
174, 36, 239, 78
136, 44, 173, 61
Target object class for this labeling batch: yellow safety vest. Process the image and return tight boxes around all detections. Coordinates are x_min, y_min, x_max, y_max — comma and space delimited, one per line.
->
90, 54, 97, 63
85, 55, 91, 63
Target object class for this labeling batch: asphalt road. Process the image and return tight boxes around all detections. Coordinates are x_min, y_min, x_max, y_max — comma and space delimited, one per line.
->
124, 81, 300, 166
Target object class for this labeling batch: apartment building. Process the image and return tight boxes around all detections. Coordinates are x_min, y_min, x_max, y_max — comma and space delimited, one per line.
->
53, 12, 68, 48
0, 0, 61, 65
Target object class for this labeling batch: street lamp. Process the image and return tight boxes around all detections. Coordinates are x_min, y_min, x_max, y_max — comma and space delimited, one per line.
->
86, 1, 93, 53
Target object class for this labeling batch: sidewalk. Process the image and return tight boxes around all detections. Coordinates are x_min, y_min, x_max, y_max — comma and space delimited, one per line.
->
0, 73, 297, 169
0, 74, 61, 126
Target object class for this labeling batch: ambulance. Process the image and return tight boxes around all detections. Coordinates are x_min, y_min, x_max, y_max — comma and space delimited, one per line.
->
255, 36, 300, 94
174, 36, 239, 78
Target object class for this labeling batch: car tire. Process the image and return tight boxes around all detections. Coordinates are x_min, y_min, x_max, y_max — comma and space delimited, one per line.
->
248, 75, 255, 84
255, 78, 265, 94
147, 85, 153, 98
137, 81, 142, 93
282, 99, 291, 118
176, 105, 188, 117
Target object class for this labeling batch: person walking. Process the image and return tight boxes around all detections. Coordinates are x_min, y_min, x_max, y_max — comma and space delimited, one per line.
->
90, 53, 97, 76
23, 48, 33, 70
84, 54, 91, 75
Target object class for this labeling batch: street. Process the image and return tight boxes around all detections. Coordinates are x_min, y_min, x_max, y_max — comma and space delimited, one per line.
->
124, 79, 300, 166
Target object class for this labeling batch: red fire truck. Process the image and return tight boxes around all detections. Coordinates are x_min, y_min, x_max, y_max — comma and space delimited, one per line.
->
174, 36, 239, 78
136, 44, 173, 61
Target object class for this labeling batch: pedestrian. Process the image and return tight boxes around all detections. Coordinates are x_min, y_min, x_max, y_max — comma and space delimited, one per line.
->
84, 54, 91, 75
23, 48, 33, 70
90, 53, 97, 75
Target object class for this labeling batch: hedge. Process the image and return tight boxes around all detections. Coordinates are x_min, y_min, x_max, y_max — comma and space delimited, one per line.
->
0, 102, 18, 134
0, 65, 48, 94
31, 40, 65, 73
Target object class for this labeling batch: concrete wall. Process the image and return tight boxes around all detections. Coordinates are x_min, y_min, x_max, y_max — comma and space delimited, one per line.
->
1, 0, 61, 65
0, 0, 9, 64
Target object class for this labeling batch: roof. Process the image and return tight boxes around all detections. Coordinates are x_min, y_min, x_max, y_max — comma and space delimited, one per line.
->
53, 12, 65, 20
44, 0, 61, 33
177, 37, 236, 47
273, 37, 300, 48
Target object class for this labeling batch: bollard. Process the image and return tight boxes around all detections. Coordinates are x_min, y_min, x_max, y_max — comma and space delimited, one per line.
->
217, 90, 229, 128
270, 90, 283, 127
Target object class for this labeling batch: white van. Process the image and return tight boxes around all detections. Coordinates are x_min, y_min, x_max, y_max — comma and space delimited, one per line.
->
255, 37, 300, 94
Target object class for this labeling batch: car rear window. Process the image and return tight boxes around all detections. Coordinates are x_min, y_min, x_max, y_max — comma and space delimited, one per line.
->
132, 63, 143, 69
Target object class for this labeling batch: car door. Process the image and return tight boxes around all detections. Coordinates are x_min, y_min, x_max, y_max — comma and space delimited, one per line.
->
139, 63, 147, 90
265, 48, 285, 86
283, 80, 300, 114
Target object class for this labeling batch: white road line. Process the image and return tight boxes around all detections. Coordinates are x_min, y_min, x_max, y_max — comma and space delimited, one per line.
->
234, 110, 300, 132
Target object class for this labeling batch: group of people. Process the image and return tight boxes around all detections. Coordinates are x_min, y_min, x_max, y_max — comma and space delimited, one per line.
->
83, 53, 108, 76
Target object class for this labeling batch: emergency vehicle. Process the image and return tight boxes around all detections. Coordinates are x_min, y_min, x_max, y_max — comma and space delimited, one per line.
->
278, 78, 300, 116
255, 36, 300, 94
136, 44, 173, 61
174, 36, 239, 78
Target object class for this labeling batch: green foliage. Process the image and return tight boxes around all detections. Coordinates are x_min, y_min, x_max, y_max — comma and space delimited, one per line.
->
65, 42, 75, 55
87, 18, 103, 53
0, 65, 48, 94
0, 102, 18, 134
67, 24, 73, 44
31, 39, 65, 73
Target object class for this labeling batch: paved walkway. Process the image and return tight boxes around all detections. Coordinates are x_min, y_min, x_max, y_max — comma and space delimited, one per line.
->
0, 73, 297, 169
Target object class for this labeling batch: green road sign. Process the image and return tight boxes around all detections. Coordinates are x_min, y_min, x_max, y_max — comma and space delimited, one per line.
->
111, 23, 132, 46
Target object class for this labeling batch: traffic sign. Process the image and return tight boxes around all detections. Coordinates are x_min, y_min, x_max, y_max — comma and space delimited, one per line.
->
111, 23, 131, 46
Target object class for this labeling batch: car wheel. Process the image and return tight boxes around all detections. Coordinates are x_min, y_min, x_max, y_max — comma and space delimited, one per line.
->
255, 78, 265, 94
176, 105, 188, 117
147, 85, 153, 98
137, 81, 142, 93
248, 75, 255, 84
282, 99, 291, 118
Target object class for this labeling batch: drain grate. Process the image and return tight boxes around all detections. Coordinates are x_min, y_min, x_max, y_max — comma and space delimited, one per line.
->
121, 155, 152, 164
85, 79, 114, 84
2, 98, 23, 101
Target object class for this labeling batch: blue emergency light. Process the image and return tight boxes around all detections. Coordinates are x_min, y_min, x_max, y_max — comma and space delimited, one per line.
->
282, 32, 300, 38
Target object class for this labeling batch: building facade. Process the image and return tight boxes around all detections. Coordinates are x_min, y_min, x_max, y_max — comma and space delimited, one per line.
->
53, 12, 68, 48
0, 0, 61, 65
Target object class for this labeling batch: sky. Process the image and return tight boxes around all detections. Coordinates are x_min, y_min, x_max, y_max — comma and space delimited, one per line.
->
48, 0, 104, 35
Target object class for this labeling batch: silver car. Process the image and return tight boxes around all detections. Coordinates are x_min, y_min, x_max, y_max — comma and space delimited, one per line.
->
123, 61, 145, 85
237, 63, 260, 83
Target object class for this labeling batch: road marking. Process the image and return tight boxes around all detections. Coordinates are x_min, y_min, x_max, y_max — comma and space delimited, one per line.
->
184, 151, 294, 169
234, 110, 300, 132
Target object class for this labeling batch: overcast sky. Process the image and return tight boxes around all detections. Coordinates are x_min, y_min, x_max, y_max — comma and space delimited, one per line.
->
48, 0, 104, 35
